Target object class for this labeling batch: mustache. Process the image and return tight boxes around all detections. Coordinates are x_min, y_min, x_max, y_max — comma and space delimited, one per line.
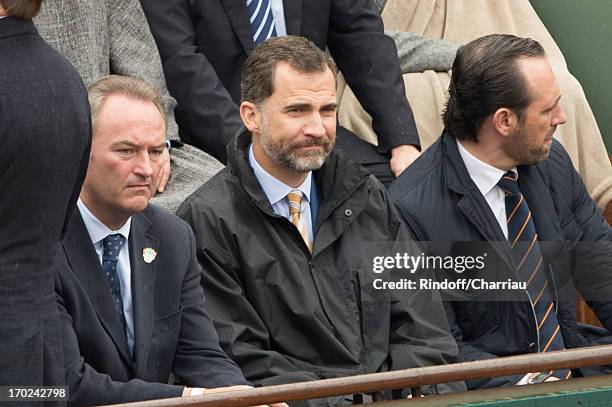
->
290, 138, 331, 148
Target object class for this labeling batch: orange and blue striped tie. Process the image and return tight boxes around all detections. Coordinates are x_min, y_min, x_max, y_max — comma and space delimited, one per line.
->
287, 190, 312, 253
498, 171, 571, 380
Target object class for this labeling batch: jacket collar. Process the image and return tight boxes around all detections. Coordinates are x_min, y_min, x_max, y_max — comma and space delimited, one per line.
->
62, 207, 159, 371
128, 210, 159, 376
440, 132, 476, 197
515, 165, 561, 243
441, 132, 517, 271
63, 209, 133, 365
227, 130, 370, 229
440, 132, 563, 260
0, 16, 37, 40
220, 0, 255, 52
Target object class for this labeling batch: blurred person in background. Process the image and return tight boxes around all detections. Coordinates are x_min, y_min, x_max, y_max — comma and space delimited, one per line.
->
0, 0, 91, 396
34, 0, 223, 212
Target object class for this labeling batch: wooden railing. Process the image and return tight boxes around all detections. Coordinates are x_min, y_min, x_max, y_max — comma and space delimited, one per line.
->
108, 344, 612, 407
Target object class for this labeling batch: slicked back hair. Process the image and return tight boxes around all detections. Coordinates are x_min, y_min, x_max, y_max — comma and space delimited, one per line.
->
443, 34, 545, 142
240, 35, 337, 105
0, 0, 43, 19
87, 75, 167, 133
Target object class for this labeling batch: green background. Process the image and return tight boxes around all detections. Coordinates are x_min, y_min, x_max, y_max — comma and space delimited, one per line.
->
529, 0, 611, 153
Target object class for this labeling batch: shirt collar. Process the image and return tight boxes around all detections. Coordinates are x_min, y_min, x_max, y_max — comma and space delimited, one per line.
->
77, 198, 131, 245
456, 139, 517, 196
248, 144, 312, 206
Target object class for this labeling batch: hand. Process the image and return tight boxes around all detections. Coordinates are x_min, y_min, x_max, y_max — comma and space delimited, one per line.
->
184, 385, 288, 407
202, 385, 253, 395
390, 144, 421, 177
156, 147, 171, 193
517, 372, 558, 385
206, 386, 289, 407
182, 387, 206, 396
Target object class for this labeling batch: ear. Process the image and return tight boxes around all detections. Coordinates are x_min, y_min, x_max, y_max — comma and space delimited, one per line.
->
492, 107, 519, 137
240, 101, 262, 134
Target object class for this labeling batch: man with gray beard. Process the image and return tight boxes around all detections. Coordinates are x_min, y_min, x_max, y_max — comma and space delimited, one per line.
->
178, 36, 464, 406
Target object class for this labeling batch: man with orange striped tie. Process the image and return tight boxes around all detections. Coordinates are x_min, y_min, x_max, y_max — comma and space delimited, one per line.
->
390, 33, 612, 389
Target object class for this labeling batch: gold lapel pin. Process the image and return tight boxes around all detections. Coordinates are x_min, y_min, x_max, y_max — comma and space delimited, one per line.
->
142, 247, 157, 264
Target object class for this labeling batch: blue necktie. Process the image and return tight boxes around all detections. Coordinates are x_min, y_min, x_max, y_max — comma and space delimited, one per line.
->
246, 0, 277, 45
498, 172, 570, 380
102, 234, 128, 339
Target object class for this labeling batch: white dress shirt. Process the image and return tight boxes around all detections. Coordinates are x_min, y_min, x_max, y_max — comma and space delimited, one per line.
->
77, 199, 135, 353
456, 140, 518, 239
270, 0, 287, 36
249, 144, 314, 245
0, 16, 7, 19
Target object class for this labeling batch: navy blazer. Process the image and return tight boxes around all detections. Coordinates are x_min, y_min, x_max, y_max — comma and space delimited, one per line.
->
55, 205, 247, 405
390, 132, 612, 389
140, 0, 418, 162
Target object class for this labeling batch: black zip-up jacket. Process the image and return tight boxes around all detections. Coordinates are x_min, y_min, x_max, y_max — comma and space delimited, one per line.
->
390, 132, 612, 389
178, 131, 465, 404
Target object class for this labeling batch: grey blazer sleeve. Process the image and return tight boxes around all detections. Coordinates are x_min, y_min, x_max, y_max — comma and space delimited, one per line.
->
375, 0, 459, 73
386, 31, 459, 73
108, 0, 180, 141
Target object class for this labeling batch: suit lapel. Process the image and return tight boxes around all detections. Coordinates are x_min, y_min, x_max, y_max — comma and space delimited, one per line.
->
129, 213, 159, 376
442, 134, 516, 273
282, 0, 302, 35
63, 211, 132, 365
220, 0, 256, 52
456, 194, 516, 273
518, 165, 564, 257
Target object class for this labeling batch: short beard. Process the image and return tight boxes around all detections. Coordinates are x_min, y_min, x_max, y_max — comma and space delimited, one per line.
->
501, 117, 551, 166
259, 122, 334, 172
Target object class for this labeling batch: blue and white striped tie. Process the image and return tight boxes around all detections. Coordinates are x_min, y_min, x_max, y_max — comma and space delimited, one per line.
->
246, 0, 277, 45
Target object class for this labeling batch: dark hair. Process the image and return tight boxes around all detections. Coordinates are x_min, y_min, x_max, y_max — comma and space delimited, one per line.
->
240, 35, 337, 104
0, 0, 43, 20
443, 34, 545, 141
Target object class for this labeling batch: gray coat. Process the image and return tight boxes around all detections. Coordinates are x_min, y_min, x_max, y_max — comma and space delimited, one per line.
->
35, 0, 179, 140
35, 0, 223, 213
